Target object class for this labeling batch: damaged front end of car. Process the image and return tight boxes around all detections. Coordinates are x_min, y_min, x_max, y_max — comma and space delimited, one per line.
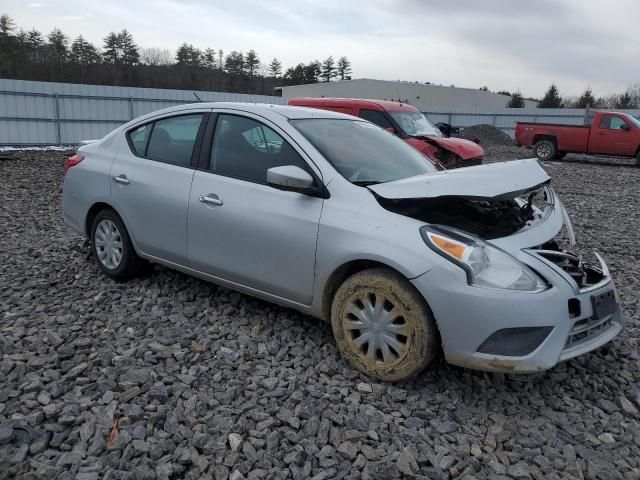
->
368, 158, 625, 373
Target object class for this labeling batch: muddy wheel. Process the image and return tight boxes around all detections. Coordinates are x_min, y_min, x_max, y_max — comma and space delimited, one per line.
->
533, 140, 556, 161
330, 268, 440, 381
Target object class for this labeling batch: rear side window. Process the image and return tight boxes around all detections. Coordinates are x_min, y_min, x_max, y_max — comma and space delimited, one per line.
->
210, 114, 309, 184
359, 109, 394, 130
129, 124, 150, 156
143, 114, 203, 167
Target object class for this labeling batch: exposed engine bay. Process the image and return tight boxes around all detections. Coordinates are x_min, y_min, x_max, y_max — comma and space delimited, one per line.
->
376, 188, 546, 240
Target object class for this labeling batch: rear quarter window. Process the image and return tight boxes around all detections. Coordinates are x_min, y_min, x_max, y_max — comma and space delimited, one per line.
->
128, 124, 150, 156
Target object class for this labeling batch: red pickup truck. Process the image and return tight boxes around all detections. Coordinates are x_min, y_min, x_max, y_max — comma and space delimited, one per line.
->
515, 111, 640, 165
288, 97, 484, 168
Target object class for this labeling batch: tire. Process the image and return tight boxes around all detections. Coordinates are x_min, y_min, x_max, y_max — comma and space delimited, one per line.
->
330, 268, 440, 381
533, 140, 556, 162
554, 152, 567, 160
90, 209, 144, 281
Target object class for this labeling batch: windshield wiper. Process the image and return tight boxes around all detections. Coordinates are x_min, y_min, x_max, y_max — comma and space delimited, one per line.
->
352, 180, 381, 187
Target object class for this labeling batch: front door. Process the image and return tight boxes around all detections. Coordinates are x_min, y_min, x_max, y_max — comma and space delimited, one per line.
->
187, 113, 323, 305
110, 112, 206, 264
590, 114, 635, 156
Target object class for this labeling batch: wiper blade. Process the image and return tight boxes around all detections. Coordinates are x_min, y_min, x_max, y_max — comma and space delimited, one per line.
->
352, 180, 381, 186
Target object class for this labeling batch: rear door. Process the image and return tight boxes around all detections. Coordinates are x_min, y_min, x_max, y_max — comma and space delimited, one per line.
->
589, 114, 635, 156
187, 112, 323, 305
110, 112, 207, 264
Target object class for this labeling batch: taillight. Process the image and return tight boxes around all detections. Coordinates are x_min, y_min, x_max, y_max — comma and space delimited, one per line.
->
64, 154, 85, 175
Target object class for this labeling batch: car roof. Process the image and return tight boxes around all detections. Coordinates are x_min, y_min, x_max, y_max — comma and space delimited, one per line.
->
289, 97, 419, 112
131, 102, 354, 121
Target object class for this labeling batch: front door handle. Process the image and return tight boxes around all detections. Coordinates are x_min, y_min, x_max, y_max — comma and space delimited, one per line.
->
199, 194, 223, 206
113, 174, 130, 185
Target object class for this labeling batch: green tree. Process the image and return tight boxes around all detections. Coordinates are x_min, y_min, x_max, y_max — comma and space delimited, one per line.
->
320, 56, 336, 82
614, 92, 633, 109
0, 13, 15, 34
538, 83, 563, 108
303, 60, 321, 83
244, 50, 260, 92
70, 35, 100, 64
268, 58, 282, 78
175, 43, 202, 66
336, 56, 351, 81
103, 30, 139, 65
575, 87, 596, 108
202, 48, 217, 68
224, 50, 244, 91
496, 90, 511, 96
479, 85, 489, 91
47, 28, 69, 79
26, 29, 44, 63
119, 30, 139, 65
506, 91, 525, 108
283, 63, 306, 86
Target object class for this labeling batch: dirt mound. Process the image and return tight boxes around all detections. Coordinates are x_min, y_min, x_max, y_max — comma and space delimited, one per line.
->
458, 124, 514, 146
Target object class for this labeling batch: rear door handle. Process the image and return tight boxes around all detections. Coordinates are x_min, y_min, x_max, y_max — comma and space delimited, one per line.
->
113, 174, 130, 185
199, 194, 223, 206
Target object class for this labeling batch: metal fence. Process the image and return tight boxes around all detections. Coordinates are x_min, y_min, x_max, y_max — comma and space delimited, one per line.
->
425, 107, 640, 138
0, 79, 287, 145
2, 79, 640, 144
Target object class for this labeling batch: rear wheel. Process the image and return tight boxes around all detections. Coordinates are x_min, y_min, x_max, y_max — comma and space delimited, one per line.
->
533, 140, 556, 162
330, 268, 440, 381
90, 209, 144, 281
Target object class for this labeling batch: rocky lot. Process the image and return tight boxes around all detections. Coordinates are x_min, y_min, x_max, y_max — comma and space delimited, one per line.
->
0, 147, 639, 480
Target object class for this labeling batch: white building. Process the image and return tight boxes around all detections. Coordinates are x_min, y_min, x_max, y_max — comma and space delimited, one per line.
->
276, 78, 538, 111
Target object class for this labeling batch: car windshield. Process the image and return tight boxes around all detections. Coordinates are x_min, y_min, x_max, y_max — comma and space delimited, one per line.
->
389, 110, 442, 137
622, 113, 640, 128
290, 118, 437, 185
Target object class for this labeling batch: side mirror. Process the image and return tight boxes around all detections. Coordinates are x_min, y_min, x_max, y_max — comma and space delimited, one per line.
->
267, 165, 315, 193
620, 123, 630, 131
385, 127, 397, 135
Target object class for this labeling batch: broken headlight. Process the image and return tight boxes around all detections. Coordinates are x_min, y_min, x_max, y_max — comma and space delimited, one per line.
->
420, 226, 547, 292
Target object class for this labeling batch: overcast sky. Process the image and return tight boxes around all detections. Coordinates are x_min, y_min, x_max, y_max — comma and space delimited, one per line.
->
4, 0, 639, 98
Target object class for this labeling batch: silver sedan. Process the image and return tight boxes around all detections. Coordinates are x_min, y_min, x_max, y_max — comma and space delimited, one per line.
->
62, 103, 625, 380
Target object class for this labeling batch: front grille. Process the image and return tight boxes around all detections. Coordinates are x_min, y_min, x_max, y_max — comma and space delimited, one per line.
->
566, 317, 612, 347
532, 250, 604, 290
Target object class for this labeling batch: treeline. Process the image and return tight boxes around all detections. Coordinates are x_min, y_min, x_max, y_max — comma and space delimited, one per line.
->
494, 84, 640, 109
0, 13, 353, 94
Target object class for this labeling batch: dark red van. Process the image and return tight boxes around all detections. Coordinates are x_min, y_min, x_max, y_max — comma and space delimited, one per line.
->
288, 97, 484, 168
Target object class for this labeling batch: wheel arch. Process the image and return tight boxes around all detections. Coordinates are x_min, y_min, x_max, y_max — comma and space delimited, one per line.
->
532, 134, 557, 149
84, 202, 140, 254
320, 259, 413, 322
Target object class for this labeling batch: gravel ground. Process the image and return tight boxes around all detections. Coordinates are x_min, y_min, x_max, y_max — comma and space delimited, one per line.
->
1, 147, 639, 480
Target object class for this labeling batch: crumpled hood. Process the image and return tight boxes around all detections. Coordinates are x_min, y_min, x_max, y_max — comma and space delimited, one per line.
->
424, 136, 484, 160
368, 158, 550, 200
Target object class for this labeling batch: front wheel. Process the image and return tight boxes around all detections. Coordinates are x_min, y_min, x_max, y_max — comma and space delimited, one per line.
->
330, 268, 440, 381
533, 140, 556, 162
90, 209, 144, 281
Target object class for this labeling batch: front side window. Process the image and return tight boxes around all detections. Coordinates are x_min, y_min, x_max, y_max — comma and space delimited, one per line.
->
359, 109, 394, 130
389, 110, 442, 137
210, 114, 309, 184
145, 114, 203, 166
599, 114, 630, 130
291, 118, 437, 185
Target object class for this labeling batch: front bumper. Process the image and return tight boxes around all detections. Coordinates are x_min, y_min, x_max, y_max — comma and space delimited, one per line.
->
411, 252, 625, 373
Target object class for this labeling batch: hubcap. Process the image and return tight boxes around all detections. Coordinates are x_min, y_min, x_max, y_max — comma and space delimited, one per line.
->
537, 144, 551, 158
343, 292, 410, 368
94, 219, 123, 270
